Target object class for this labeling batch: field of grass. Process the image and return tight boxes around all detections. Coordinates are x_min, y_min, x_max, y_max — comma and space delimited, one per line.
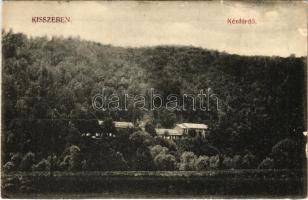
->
2, 169, 306, 198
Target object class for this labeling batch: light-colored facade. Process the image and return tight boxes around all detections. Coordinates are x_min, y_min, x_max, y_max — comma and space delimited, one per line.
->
98, 120, 134, 129
113, 121, 134, 129
156, 123, 208, 140
94, 120, 208, 140
155, 128, 183, 140
174, 123, 208, 137
97, 120, 134, 137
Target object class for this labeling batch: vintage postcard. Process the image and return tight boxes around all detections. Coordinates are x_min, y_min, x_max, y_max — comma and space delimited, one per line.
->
1, 0, 307, 198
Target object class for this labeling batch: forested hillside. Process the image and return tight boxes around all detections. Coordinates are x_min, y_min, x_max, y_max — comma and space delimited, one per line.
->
2, 30, 306, 171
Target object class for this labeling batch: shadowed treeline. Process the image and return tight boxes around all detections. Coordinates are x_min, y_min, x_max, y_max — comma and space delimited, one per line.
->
2, 170, 306, 198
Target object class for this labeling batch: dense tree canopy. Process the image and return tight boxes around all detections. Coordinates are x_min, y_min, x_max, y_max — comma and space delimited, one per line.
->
2, 30, 306, 171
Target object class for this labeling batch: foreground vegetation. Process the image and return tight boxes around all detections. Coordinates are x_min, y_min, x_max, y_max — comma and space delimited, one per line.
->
2, 170, 306, 198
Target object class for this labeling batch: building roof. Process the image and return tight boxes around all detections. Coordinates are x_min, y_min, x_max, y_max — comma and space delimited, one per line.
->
98, 120, 134, 128
156, 128, 182, 136
176, 123, 208, 129
114, 121, 134, 129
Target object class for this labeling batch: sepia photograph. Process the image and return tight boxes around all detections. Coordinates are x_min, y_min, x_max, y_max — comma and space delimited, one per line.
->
1, 0, 307, 198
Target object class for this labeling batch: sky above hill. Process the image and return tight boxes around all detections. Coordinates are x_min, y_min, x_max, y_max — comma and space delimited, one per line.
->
2, 1, 307, 57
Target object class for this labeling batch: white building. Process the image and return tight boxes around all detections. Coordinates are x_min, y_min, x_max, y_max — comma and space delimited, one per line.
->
98, 120, 134, 130
155, 123, 208, 140
98, 120, 134, 137
174, 123, 208, 137
155, 128, 183, 140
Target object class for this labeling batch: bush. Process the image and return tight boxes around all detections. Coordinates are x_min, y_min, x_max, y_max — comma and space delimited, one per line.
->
150, 145, 177, 170
135, 146, 154, 170
231, 155, 242, 169
179, 151, 197, 171
221, 156, 233, 169
68, 146, 82, 171
271, 138, 300, 169
258, 157, 274, 169
241, 152, 256, 169
154, 153, 177, 170
3, 161, 15, 172
10, 153, 22, 169
32, 159, 50, 171
59, 145, 82, 171
209, 155, 220, 169
19, 152, 35, 171
48, 155, 58, 171
195, 156, 210, 170
150, 145, 169, 158
59, 156, 69, 171
155, 137, 177, 152
129, 131, 154, 149
222, 153, 255, 169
